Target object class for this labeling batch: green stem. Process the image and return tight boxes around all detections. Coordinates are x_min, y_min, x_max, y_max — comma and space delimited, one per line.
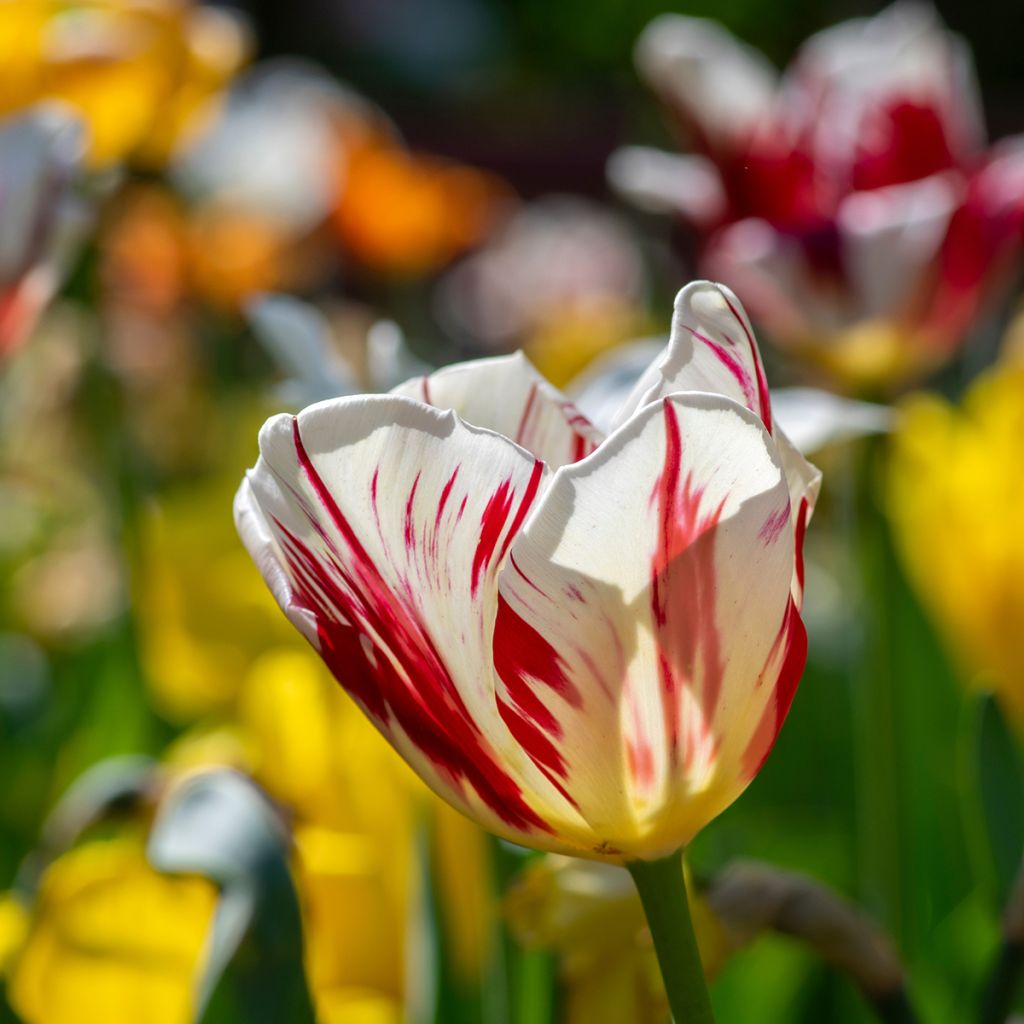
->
628, 853, 715, 1024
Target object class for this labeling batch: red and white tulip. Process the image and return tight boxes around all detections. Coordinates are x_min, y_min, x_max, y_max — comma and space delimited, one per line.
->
235, 282, 819, 862
615, 3, 1024, 387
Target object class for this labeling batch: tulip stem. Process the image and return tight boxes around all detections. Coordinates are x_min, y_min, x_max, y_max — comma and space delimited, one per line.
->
628, 853, 715, 1024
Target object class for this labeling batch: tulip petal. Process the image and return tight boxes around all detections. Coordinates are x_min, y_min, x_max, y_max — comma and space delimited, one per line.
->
611, 282, 819, 604
771, 425, 821, 609
837, 174, 958, 320
606, 146, 727, 227
235, 396, 584, 845
792, 2, 984, 184
635, 15, 777, 155
612, 281, 773, 432
494, 393, 803, 858
392, 352, 603, 468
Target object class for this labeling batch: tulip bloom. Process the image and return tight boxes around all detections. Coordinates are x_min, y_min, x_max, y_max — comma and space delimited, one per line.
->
888, 362, 1024, 729
236, 282, 819, 864
614, 4, 1024, 389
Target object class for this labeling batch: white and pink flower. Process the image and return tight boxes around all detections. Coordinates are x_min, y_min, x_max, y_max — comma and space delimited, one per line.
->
235, 282, 819, 861
613, 3, 1024, 387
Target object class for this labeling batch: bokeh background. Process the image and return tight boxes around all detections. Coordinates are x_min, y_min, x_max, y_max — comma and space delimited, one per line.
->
2, 0, 1024, 1022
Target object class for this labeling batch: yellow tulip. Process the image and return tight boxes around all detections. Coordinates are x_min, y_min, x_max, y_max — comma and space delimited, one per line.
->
8, 837, 217, 1024
888, 364, 1024, 726
0, 894, 29, 975
169, 647, 493, 1018
134, 402, 297, 720
0, 0, 248, 167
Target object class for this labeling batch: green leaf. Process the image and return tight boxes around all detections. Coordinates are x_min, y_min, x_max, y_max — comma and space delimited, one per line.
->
967, 694, 1024, 906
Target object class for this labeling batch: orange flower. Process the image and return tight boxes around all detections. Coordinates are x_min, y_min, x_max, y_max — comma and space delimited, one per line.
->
333, 127, 510, 276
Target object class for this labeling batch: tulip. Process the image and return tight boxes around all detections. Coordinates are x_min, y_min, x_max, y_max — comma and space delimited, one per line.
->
888, 362, 1024, 729
236, 281, 820, 1018
0, 105, 88, 358
613, 4, 1024, 390
7, 838, 217, 1024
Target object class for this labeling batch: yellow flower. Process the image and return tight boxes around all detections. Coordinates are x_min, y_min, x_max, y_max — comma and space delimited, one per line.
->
236, 648, 417, 1017
7, 836, 217, 1024
0, 894, 30, 975
134, 402, 295, 720
0, 0, 248, 167
506, 855, 730, 1024
888, 364, 1024, 725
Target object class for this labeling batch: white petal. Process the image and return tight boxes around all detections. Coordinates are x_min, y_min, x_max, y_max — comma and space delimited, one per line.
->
495, 393, 803, 858
606, 147, 727, 226
392, 352, 603, 468
567, 337, 666, 435
770, 423, 822, 610
0, 103, 85, 280
246, 293, 358, 406
635, 15, 778, 151
365, 319, 432, 391
611, 281, 773, 431
236, 395, 586, 847
837, 174, 959, 319
772, 387, 894, 453
174, 60, 356, 231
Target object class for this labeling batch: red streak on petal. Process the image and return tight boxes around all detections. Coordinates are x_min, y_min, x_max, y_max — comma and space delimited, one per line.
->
740, 597, 808, 782
472, 460, 543, 595
514, 382, 538, 447
498, 699, 580, 810
510, 551, 547, 597
472, 481, 515, 593
572, 432, 588, 462
626, 694, 655, 796
420, 377, 432, 404
436, 468, 459, 525
721, 292, 773, 432
285, 418, 550, 835
685, 326, 758, 415
652, 402, 726, 765
759, 505, 791, 545
794, 497, 808, 599
498, 460, 544, 563
403, 472, 421, 551
494, 593, 582, 712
